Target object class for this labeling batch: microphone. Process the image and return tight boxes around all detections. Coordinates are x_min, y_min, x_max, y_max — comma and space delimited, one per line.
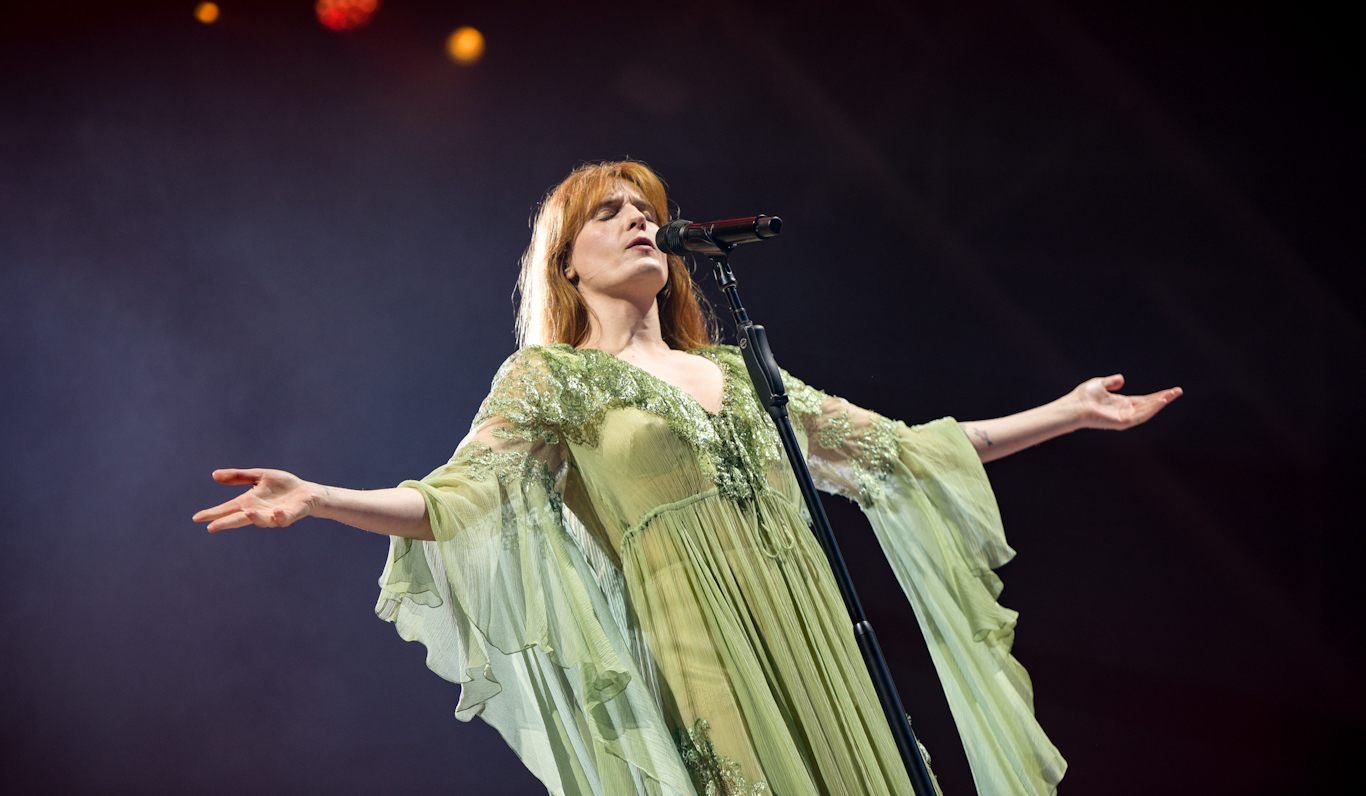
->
656, 215, 782, 256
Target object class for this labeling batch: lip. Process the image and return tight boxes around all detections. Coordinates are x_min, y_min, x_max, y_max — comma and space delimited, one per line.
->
628, 234, 655, 251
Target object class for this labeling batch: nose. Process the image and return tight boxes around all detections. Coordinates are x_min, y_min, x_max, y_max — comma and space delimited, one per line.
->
622, 202, 651, 229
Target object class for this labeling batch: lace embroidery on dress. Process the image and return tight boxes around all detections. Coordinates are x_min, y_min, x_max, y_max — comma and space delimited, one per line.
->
850, 415, 901, 503
474, 345, 786, 500
782, 369, 828, 418
782, 371, 904, 508
817, 408, 853, 449
675, 719, 769, 796
453, 441, 563, 512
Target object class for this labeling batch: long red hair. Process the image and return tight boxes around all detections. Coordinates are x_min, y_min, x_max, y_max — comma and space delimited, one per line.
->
516, 161, 716, 350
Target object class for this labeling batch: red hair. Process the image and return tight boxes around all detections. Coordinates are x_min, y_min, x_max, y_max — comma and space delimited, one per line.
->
516, 161, 716, 350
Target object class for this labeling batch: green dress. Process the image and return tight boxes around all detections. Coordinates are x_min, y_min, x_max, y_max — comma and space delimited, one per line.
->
376, 345, 1066, 796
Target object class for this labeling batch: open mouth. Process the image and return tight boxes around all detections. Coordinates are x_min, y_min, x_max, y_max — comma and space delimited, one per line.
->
628, 235, 654, 250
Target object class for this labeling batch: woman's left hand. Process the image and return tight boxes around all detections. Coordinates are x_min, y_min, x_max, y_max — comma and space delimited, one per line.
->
1073, 374, 1182, 431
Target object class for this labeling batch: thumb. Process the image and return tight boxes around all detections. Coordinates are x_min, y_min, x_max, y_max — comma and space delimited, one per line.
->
213, 468, 264, 485
1101, 374, 1125, 392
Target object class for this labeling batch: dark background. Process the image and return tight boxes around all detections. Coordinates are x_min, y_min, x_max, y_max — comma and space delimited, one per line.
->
1, 1, 1360, 793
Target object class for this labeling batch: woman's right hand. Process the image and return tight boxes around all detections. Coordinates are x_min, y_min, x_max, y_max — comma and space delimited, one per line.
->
193, 468, 320, 532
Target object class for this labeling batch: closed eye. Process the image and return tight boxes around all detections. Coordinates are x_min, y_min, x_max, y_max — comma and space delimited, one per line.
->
594, 198, 623, 220
594, 193, 655, 223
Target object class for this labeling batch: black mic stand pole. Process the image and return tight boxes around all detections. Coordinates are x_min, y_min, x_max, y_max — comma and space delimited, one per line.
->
706, 247, 940, 796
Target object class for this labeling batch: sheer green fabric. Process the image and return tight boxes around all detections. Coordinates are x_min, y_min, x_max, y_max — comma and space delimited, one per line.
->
376, 345, 1064, 795
818, 419, 1068, 795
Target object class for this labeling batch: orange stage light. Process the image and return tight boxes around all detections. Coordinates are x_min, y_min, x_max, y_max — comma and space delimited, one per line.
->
446, 27, 485, 65
194, 2, 219, 24
316, 0, 380, 32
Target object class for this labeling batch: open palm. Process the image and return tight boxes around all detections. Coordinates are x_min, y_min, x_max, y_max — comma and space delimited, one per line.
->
192, 468, 317, 532
1076, 374, 1182, 430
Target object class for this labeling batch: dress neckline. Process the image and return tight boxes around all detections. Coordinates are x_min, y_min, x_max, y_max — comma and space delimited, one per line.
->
577, 346, 729, 418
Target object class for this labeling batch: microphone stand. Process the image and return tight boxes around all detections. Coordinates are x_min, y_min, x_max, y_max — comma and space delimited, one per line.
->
707, 246, 940, 796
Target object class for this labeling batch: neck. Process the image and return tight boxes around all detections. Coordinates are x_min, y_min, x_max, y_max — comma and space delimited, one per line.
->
578, 289, 670, 356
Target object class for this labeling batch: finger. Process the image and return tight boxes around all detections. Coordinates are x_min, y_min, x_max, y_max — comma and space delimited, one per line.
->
1146, 387, 1184, 414
1101, 374, 1124, 392
213, 468, 264, 485
207, 511, 252, 532
233, 508, 273, 529
242, 507, 295, 528
1143, 387, 1183, 406
1130, 388, 1182, 424
193, 500, 242, 523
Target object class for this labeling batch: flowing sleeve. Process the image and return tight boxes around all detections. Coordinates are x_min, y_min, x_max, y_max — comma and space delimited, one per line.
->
782, 370, 1068, 796
376, 348, 695, 796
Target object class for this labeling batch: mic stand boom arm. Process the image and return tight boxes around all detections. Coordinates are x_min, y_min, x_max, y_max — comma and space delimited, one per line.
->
708, 249, 940, 796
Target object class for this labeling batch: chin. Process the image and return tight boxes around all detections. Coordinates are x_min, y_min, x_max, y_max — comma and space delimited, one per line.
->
634, 261, 669, 288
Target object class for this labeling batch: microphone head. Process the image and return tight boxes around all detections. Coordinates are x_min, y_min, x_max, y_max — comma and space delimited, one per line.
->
656, 219, 692, 256
755, 215, 782, 239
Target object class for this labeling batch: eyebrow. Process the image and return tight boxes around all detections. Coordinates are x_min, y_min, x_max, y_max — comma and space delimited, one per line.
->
595, 192, 656, 218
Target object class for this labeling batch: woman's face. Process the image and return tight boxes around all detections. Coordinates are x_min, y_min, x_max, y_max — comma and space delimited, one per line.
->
565, 180, 667, 301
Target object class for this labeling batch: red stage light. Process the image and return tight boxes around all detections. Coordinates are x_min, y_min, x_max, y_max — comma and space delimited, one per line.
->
315, 0, 380, 32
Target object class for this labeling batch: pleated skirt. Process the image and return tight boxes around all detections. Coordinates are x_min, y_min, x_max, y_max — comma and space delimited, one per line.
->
622, 488, 916, 796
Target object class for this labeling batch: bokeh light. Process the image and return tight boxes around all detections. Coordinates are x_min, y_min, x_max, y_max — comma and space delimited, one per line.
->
194, 2, 219, 24
446, 27, 485, 65
315, 0, 380, 32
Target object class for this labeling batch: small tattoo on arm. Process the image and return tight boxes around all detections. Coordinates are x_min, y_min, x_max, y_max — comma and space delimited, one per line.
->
958, 423, 993, 447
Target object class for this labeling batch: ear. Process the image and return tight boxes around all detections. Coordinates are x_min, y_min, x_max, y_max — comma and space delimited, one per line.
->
564, 264, 577, 282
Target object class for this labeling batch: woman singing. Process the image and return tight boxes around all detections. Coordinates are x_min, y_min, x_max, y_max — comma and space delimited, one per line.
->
194, 161, 1180, 796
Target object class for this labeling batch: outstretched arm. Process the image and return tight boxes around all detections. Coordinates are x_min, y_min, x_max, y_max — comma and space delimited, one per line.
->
193, 468, 434, 540
957, 374, 1182, 463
